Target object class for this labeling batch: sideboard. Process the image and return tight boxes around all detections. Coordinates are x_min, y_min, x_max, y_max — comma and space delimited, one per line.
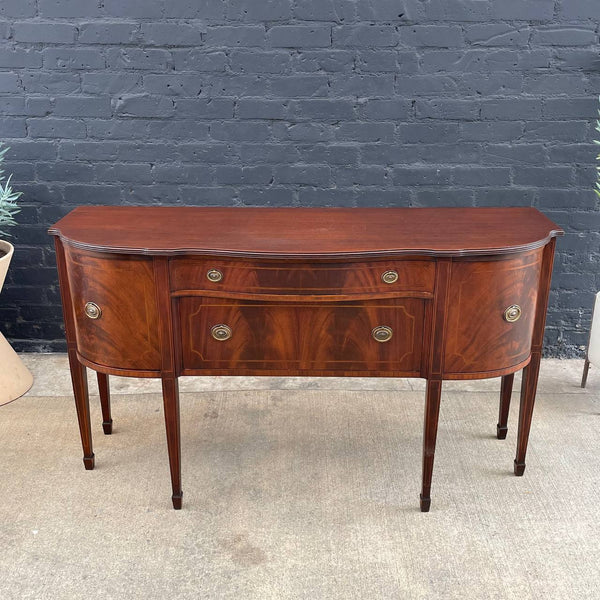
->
49, 207, 563, 511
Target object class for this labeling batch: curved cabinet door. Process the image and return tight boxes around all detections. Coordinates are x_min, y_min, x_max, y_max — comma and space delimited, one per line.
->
443, 249, 543, 377
64, 246, 161, 372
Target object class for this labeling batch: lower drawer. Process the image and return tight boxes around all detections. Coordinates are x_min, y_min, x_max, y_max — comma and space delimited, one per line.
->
178, 297, 425, 374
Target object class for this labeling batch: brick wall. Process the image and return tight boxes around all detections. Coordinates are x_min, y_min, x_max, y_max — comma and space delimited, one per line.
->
0, 0, 599, 354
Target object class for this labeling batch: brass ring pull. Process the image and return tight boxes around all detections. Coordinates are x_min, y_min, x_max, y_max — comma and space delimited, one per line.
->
372, 325, 393, 343
381, 270, 399, 284
207, 269, 223, 283
84, 302, 102, 320
504, 305, 522, 323
211, 324, 232, 341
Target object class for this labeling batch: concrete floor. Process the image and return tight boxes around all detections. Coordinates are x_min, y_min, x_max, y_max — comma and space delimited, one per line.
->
1, 355, 599, 599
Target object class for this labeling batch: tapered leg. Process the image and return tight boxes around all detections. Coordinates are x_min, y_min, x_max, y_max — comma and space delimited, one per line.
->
67, 349, 94, 470
497, 373, 514, 439
514, 353, 542, 476
97, 372, 113, 435
162, 376, 182, 509
581, 359, 590, 388
420, 379, 442, 512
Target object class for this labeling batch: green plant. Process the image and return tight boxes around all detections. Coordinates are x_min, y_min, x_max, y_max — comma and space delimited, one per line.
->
0, 143, 22, 238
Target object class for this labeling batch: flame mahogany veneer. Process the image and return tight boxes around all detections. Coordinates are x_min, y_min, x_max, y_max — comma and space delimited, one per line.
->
50, 207, 563, 511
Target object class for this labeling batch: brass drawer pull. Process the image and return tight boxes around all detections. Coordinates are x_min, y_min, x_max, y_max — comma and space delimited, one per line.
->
381, 270, 399, 284
211, 324, 232, 341
207, 269, 223, 282
504, 305, 522, 323
84, 302, 102, 320
372, 325, 393, 343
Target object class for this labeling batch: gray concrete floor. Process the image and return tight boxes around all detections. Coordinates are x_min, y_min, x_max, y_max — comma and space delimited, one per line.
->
1, 355, 599, 599
19, 353, 593, 396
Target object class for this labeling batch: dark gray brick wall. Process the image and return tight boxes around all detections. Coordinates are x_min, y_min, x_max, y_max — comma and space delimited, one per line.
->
0, 0, 599, 355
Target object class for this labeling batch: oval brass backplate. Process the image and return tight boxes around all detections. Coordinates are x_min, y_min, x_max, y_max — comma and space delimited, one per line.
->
504, 304, 522, 323
207, 268, 223, 282
84, 302, 102, 320
211, 324, 232, 341
372, 325, 393, 343
381, 270, 399, 284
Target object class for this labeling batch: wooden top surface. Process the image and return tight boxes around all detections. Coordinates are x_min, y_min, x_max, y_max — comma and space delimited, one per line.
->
49, 206, 563, 258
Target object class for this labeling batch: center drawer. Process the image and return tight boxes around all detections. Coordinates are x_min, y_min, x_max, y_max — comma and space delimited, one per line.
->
170, 257, 435, 297
178, 297, 425, 375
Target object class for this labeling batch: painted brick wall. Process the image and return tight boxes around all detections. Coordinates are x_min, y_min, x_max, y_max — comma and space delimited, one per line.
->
0, 0, 599, 354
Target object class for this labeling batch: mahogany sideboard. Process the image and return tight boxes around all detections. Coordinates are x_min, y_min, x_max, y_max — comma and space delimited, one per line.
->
49, 207, 563, 511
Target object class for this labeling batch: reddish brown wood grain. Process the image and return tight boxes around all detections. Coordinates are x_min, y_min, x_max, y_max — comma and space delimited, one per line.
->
97, 372, 112, 435
153, 257, 184, 509
514, 238, 557, 476
179, 297, 425, 375
443, 249, 542, 376
420, 379, 442, 513
64, 246, 161, 372
50, 206, 562, 258
170, 256, 435, 295
49, 207, 563, 512
54, 237, 95, 470
419, 259, 451, 511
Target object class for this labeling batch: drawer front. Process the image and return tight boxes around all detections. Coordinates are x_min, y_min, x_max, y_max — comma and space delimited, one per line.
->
170, 258, 435, 296
443, 249, 542, 376
64, 247, 161, 371
178, 297, 425, 374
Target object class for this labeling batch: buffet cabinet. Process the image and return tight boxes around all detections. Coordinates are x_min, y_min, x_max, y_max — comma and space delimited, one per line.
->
50, 207, 562, 511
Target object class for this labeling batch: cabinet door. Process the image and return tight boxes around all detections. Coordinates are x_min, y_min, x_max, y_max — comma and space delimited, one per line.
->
443, 249, 542, 377
64, 247, 161, 372
178, 297, 425, 376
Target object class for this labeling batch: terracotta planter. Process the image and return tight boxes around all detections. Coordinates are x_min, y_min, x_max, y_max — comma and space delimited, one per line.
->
0, 239, 33, 406
0, 239, 14, 290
